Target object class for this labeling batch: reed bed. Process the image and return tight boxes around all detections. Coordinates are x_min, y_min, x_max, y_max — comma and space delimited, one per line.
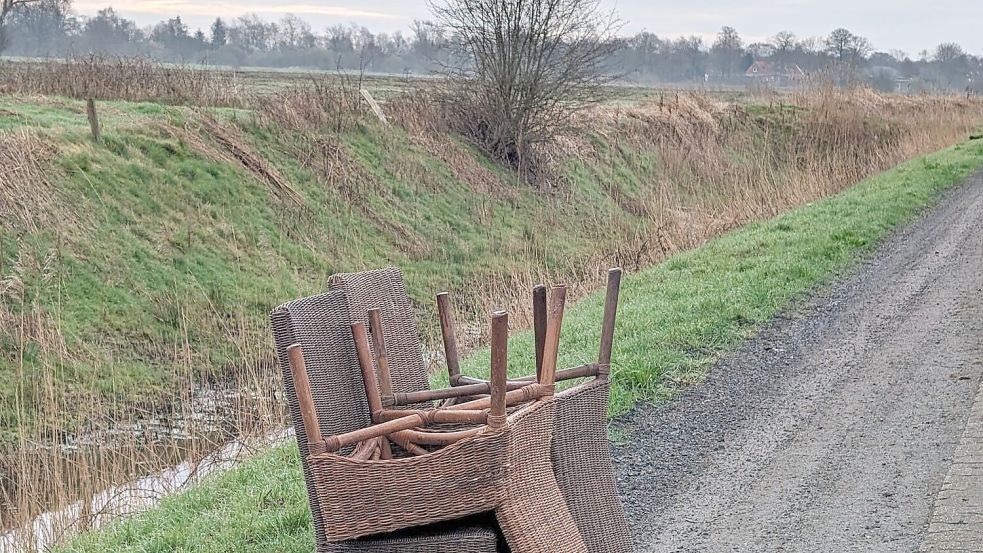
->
0, 56, 247, 107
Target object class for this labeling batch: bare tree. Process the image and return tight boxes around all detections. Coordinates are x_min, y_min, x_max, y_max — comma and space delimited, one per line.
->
934, 42, 968, 88
772, 31, 796, 53
771, 31, 796, 69
0, 0, 39, 52
431, 0, 620, 173
710, 26, 744, 81
824, 28, 871, 66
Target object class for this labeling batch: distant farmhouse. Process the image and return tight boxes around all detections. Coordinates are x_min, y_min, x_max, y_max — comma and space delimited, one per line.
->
745, 61, 806, 87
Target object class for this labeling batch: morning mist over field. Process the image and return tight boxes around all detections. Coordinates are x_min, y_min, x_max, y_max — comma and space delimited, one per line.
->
68, 0, 983, 54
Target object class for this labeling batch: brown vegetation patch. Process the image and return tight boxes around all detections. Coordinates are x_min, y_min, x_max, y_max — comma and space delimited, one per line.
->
0, 56, 246, 107
389, 93, 519, 199
0, 130, 74, 234
161, 113, 304, 206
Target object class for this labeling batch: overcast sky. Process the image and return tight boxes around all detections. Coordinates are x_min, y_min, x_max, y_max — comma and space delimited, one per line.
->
71, 0, 983, 56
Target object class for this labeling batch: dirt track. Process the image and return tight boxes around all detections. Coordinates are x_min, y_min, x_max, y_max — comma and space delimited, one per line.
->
614, 171, 983, 552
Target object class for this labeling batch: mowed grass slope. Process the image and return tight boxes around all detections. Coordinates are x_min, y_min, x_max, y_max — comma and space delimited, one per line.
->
60, 138, 983, 552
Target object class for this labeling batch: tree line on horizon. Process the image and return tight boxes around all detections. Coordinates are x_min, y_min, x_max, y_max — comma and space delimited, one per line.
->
1, 0, 981, 92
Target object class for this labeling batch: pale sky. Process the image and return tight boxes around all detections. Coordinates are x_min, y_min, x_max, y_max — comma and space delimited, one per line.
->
72, 0, 983, 56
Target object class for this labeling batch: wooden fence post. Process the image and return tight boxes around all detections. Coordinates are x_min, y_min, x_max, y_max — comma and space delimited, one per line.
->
86, 98, 101, 141
360, 89, 389, 125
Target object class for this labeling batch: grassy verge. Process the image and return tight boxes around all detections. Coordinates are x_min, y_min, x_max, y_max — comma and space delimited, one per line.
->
60, 137, 983, 552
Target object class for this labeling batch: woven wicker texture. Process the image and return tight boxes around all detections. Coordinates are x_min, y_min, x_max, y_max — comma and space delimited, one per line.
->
495, 400, 589, 553
310, 427, 509, 542
322, 268, 602, 551
328, 267, 430, 398
271, 291, 502, 552
337, 517, 503, 552
272, 290, 369, 550
554, 379, 633, 552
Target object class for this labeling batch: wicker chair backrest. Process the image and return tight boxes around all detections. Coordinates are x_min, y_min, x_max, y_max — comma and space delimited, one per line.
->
328, 267, 430, 396
271, 290, 372, 547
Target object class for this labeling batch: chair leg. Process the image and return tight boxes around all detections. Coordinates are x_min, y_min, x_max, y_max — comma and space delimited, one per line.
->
437, 292, 462, 385
597, 268, 623, 377
532, 284, 548, 382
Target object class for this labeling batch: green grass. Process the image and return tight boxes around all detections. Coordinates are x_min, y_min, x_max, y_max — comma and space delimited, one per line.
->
1, 95, 654, 437
60, 137, 983, 553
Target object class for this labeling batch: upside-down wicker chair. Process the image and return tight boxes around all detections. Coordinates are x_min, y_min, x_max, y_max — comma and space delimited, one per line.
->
272, 290, 504, 552
329, 267, 633, 553
274, 283, 588, 552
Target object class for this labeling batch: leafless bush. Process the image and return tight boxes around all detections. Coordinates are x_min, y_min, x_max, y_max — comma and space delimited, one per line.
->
430, 0, 620, 179
252, 74, 364, 134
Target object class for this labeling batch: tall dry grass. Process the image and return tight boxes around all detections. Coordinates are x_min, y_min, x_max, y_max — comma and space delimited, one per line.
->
0, 131, 69, 233
386, 85, 983, 329
0, 56, 247, 107
1, 74, 982, 551
0, 248, 284, 549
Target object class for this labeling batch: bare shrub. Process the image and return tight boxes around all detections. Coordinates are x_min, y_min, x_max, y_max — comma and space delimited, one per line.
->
430, 0, 620, 179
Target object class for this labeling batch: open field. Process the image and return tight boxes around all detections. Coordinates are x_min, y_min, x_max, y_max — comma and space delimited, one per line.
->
1, 57, 983, 548
0, 57, 745, 104
57, 137, 983, 552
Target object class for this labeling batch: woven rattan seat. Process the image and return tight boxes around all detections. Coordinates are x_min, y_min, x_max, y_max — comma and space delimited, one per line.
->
271, 290, 503, 552
327, 268, 589, 552
329, 267, 633, 552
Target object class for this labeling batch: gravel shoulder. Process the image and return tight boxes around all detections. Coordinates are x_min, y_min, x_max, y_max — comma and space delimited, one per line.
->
614, 171, 983, 552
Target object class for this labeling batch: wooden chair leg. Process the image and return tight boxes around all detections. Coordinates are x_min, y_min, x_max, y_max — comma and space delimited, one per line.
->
287, 344, 324, 451
368, 308, 395, 405
597, 268, 622, 379
540, 285, 567, 392
352, 322, 393, 459
436, 292, 462, 385
532, 284, 548, 383
489, 310, 508, 428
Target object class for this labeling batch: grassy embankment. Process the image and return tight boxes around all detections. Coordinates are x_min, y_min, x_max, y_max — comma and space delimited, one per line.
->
2, 65, 982, 547
58, 135, 983, 552
4, 89, 980, 436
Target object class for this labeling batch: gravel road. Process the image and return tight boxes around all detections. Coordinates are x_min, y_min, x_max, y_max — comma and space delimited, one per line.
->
613, 171, 983, 552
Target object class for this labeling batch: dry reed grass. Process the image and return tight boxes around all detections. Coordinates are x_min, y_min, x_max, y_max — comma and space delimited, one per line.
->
0, 56, 246, 107
389, 93, 519, 200
407, 85, 983, 352
0, 131, 71, 233
1, 276, 284, 550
